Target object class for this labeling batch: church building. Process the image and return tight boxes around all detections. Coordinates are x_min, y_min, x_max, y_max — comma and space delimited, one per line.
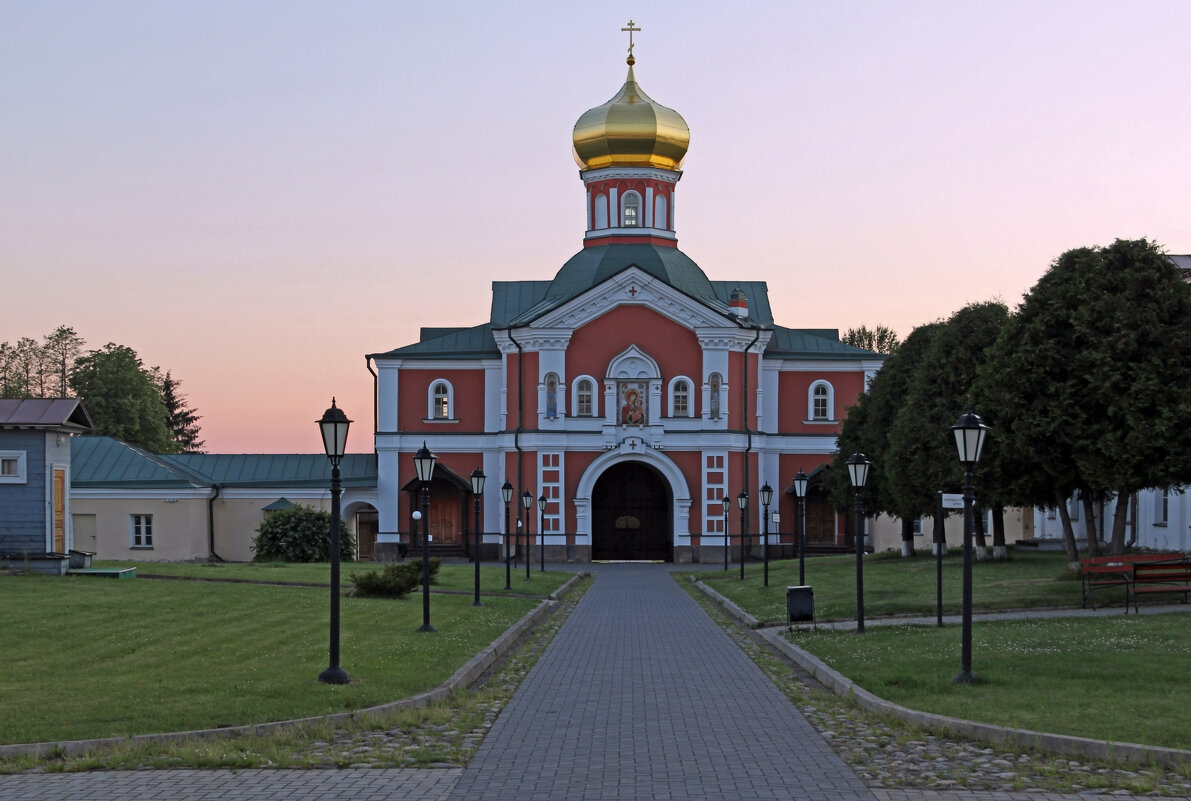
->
368, 41, 882, 564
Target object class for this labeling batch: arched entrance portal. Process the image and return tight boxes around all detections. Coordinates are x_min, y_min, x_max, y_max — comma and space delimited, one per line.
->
592, 462, 672, 561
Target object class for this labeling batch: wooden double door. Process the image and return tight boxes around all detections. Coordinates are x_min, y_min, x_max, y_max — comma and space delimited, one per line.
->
592, 462, 671, 561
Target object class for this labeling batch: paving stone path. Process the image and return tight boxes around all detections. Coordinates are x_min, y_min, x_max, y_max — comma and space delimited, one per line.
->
447, 563, 875, 801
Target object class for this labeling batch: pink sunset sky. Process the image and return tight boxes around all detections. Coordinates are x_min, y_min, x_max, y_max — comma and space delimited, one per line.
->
3, 2, 1189, 454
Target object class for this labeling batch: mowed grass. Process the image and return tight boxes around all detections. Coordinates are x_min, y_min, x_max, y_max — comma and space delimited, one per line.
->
97, 559, 572, 596
705, 549, 1086, 623
0, 571, 542, 744
788, 613, 1191, 751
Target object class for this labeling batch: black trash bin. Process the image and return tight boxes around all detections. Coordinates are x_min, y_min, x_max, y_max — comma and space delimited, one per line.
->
786, 585, 814, 623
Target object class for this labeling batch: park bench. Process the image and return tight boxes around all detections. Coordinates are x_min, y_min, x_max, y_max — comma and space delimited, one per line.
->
1078, 553, 1176, 610
1132, 557, 1191, 612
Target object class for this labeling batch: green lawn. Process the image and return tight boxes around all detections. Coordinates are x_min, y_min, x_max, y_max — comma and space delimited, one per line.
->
787, 613, 1191, 750
96, 559, 572, 596
0, 569, 542, 744
705, 549, 1087, 623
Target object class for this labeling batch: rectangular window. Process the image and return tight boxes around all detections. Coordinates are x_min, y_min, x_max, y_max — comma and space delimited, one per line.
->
131, 514, 153, 548
0, 451, 26, 484
1158, 489, 1170, 526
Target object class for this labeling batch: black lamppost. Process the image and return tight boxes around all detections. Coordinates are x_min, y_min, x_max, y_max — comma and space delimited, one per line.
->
792, 469, 809, 587
470, 467, 485, 607
951, 410, 989, 684
847, 452, 871, 634
737, 491, 748, 580
721, 495, 731, 572
413, 442, 437, 633
760, 483, 773, 587
537, 493, 547, 571
501, 481, 514, 591
521, 490, 532, 580
317, 399, 351, 685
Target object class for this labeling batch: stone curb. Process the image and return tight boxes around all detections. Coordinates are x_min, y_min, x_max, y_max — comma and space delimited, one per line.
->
0, 573, 585, 760
690, 576, 1191, 768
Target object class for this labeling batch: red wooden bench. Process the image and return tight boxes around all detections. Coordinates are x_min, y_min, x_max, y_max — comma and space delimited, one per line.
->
1078, 554, 1177, 610
1132, 557, 1191, 612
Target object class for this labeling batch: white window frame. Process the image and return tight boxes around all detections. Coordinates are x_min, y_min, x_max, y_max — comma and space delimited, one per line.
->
1157, 489, 1170, 526
668, 376, 693, 417
428, 380, 454, 421
130, 514, 153, 549
571, 375, 598, 418
807, 380, 834, 422
622, 191, 642, 228
0, 451, 27, 484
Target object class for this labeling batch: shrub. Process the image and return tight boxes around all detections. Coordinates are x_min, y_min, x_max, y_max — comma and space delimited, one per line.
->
251, 505, 355, 563
349, 558, 441, 598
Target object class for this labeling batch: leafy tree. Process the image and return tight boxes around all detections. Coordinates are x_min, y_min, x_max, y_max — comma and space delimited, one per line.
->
832, 322, 943, 556
69, 343, 176, 453
886, 302, 1009, 559
976, 239, 1191, 560
42, 326, 85, 397
158, 370, 205, 453
843, 325, 900, 354
252, 505, 355, 563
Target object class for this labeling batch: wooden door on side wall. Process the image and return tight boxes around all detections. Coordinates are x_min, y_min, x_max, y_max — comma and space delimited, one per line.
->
53, 468, 66, 553
805, 493, 836, 544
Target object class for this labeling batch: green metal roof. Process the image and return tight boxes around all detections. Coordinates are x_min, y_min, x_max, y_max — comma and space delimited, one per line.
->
764, 327, 883, 360
510, 243, 725, 324
369, 322, 499, 360
72, 437, 377, 489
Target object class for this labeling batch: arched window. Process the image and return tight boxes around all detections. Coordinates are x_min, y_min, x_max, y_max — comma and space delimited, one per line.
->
622, 192, 641, 228
576, 378, 595, 417
429, 380, 453, 420
808, 381, 834, 421
544, 372, 559, 418
668, 378, 692, 417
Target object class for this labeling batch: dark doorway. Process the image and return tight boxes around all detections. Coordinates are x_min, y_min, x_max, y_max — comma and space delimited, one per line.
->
592, 461, 671, 561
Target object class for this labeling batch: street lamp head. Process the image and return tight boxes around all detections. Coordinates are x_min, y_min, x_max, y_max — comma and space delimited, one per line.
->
721, 495, 731, 513
951, 409, 989, 467
537, 493, 547, 512
470, 466, 486, 496
501, 480, 514, 504
521, 489, 533, 510
760, 483, 773, 507
792, 469, 808, 499
847, 452, 871, 489
413, 442, 437, 483
317, 398, 352, 464
737, 491, 748, 510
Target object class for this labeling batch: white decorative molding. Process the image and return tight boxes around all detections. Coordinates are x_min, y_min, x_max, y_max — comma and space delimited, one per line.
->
535, 268, 728, 331
580, 166, 681, 185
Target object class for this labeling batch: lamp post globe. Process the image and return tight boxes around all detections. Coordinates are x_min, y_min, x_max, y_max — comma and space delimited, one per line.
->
414, 442, 437, 633
317, 399, 351, 685
792, 469, 809, 587
501, 481, 514, 591
847, 452, 871, 635
470, 467, 485, 607
951, 410, 989, 684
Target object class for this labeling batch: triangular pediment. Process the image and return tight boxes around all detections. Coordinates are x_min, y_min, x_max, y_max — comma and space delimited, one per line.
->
531, 266, 735, 331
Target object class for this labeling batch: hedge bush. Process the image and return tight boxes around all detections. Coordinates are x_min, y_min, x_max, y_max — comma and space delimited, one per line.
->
251, 505, 355, 563
350, 558, 441, 598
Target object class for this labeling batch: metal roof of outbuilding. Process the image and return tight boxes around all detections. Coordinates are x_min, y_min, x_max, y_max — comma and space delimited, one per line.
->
0, 398, 93, 431
72, 437, 377, 489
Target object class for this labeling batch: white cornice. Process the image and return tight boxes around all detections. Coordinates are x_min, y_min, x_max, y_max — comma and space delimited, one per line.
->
580, 166, 681, 185
373, 357, 498, 371
584, 228, 677, 241
768, 359, 884, 372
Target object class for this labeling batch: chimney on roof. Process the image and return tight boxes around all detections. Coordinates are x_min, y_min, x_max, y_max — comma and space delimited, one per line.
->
729, 287, 749, 318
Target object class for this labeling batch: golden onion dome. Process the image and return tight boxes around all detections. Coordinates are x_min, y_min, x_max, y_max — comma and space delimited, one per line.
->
572, 57, 690, 171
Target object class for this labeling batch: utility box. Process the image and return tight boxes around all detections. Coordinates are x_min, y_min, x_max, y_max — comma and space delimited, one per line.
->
787, 585, 814, 623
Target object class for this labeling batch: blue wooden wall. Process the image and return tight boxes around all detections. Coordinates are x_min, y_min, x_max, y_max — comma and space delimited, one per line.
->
0, 430, 47, 554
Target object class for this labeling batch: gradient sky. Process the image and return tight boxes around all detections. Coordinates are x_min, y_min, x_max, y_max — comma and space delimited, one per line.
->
4, 1, 1189, 453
